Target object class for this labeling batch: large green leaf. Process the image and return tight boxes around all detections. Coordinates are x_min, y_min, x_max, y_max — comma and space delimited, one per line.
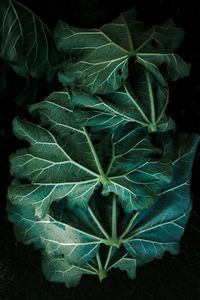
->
54, 9, 190, 94
42, 253, 97, 288
7, 197, 103, 287
8, 91, 172, 213
7, 132, 199, 287
121, 132, 200, 265
68, 67, 174, 132
102, 123, 172, 212
8, 116, 101, 215
0, 0, 60, 78
110, 255, 136, 279
54, 20, 128, 94
7, 199, 101, 261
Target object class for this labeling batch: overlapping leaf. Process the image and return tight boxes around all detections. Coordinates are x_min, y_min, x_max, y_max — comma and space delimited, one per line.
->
0, 0, 60, 78
42, 253, 97, 288
121, 132, 200, 265
111, 256, 136, 279
4, 0, 200, 289
54, 9, 190, 94
102, 123, 172, 212
7, 127, 199, 287
68, 66, 174, 132
7, 197, 103, 287
8, 91, 172, 214
8, 114, 101, 215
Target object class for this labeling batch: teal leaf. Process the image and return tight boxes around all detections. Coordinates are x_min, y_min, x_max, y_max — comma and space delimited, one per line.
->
103, 123, 172, 212
7, 201, 101, 261
54, 9, 190, 94
69, 67, 175, 132
42, 253, 97, 288
121, 132, 200, 264
7, 132, 199, 287
8, 92, 172, 213
9, 115, 101, 214
134, 19, 190, 82
0, 0, 60, 79
111, 255, 136, 279
54, 20, 128, 94
6, 199, 102, 287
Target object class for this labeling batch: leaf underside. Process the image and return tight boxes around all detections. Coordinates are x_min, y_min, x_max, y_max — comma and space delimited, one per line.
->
4, 4, 198, 288
68, 66, 174, 133
54, 9, 190, 94
7, 130, 199, 287
0, 0, 59, 78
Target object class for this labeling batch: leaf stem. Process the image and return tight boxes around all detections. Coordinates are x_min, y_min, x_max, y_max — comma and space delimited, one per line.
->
87, 262, 98, 273
111, 195, 117, 241
83, 127, 110, 185
119, 212, 140, 240
96, 252, 107, 282
88, 207, 111, 240
106, 139, 115, 176
146, 71, 157, 132
96, 252, 103, 270
104, 246, 113, 270
123, 83, 151, 125
77, 265, 97, 275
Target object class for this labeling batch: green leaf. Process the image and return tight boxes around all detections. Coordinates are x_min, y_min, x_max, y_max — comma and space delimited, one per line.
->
54, 9, 190, 94
7, 201, 101, 259
8, 115, 101, 214
103, 123, 172, 212
42, 253, 97, 288
0, 0, 60, 79
8, 92, 172, 213
54, 20, 128, 94
121, 132, 200, 264
111, 255, 136, 279
6, 197, 102, 287
102, 11, 190, 82
7, 132, 199, 287
69, 66, 174, 132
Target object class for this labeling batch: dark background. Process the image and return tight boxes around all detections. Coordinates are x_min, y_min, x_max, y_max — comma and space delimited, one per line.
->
1, 0, 200, 299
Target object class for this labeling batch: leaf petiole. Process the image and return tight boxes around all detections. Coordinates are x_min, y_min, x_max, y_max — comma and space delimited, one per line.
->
111, 194, 118, 241
96, 252, 107, 282
104, 246, 113, 270
88, 207, 110, 241
119, 212, 140, 240
83, 127, 110, 185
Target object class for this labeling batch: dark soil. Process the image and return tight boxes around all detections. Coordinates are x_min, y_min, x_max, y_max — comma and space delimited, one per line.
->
1, 0, 200, 299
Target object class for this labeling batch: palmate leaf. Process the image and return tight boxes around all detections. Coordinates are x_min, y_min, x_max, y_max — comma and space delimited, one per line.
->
54, 20, 128, 94
102, 123, 172, 212
123, 193, 191, 265
7, 132, 199, 287
111, 255, 136, 279
8, 116, 101, 216
54, 9, 190, 94
101, 132, 199, 280
120, 132, 200, 265
68, 66, 174, 132
8, 90, 172, 214
0, 0, 60, 78
7, 201, 102, 263
7, 198, 104, 287
42, 254, 97, 288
